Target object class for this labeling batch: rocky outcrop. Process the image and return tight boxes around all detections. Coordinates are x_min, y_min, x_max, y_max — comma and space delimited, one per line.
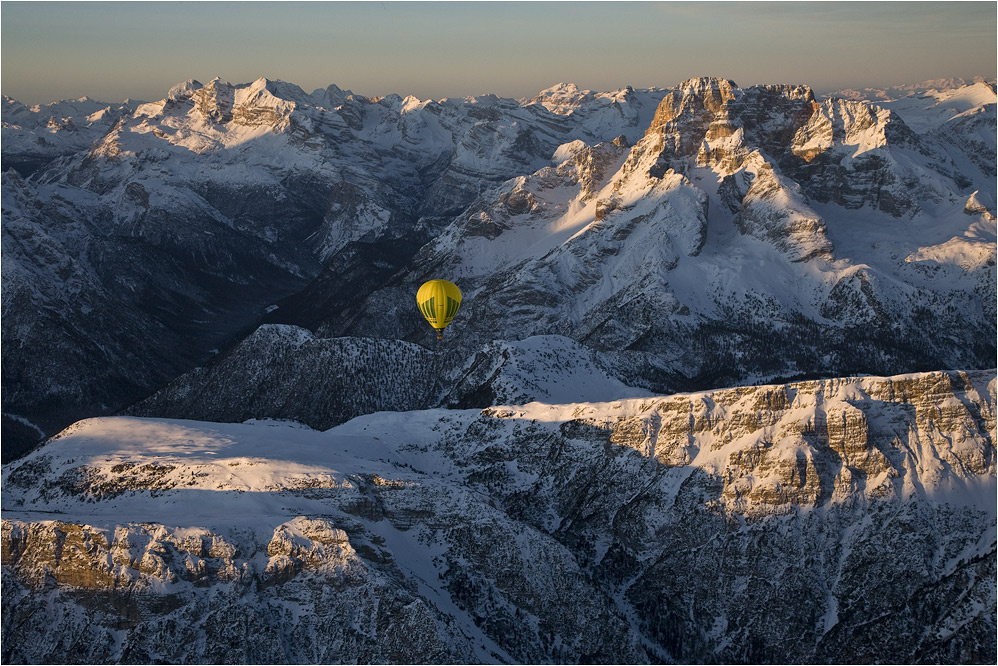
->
602, 370, 996, 515
732, 158, 834, 262
636, 78, 931, 218
787, 99, 924, 215
1, 517, 477, 664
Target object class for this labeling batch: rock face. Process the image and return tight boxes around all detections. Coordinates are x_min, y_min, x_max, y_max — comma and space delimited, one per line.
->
1, 516, 478, 664
2, 369, 995, 664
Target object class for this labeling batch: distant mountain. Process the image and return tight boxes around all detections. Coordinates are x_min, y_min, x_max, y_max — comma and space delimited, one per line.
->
824, 77, 996, 102
2, 76, 994, 461
2, 95, 140, 175
3, 369, 994, 663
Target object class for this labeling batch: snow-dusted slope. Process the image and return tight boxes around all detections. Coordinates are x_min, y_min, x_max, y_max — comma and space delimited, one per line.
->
127, 325, 449, 428
880, 81, 998, 133
525, 82, 668, 143
1, 95, 138, 174
825, 79, 997, 187
3, 369, 994, 663
825, 77, 994, 102
127, 325, 651, 428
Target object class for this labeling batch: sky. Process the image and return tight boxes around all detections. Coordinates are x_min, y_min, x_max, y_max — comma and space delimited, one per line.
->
2, 1, 995, 105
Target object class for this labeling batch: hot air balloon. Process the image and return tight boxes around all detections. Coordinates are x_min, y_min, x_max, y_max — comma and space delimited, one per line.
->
416, 279, 462, 340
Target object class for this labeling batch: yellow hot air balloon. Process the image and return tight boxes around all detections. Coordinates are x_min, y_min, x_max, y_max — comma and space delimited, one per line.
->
416, 279, 462, 340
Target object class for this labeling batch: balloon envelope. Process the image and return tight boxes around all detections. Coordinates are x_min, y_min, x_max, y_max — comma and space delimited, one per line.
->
417, 279, 462, 338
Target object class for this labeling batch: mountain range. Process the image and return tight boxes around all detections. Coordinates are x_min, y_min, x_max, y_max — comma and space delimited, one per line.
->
3, 76, 994, 459
1, 75, 995, 663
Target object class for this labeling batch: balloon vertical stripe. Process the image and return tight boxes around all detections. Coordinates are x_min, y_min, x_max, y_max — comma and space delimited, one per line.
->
416, 279, 462, 339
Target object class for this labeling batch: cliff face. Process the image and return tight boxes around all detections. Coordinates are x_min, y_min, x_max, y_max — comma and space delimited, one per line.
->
3, 369, 994, 664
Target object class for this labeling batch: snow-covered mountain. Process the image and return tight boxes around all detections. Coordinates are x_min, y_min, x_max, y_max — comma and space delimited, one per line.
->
2, 73, 995, 664
308, 78, 995, 392
1, 77, 671, 459
3, 369, 994, 663
2, 75, 995, 466
825, 77, 995, 102
2, 95, 140, 175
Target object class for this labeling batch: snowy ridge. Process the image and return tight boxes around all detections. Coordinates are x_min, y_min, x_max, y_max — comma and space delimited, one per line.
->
128, 326, 650, 428
880, 82, 998, 134
3, 369, 995, 663
443, 335, 653, 406
825, 78, 996, 103
1, 95, 138, 173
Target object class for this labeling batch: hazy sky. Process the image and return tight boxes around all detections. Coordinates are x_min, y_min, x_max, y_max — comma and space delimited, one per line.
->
2, 1, 995, 105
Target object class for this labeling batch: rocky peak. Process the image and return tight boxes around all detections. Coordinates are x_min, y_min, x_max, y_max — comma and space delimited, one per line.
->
643, 80, 836, 171
751, 82, 815, 102
166, 79, 203, 102
733, 160, 835, 262
792, 98, 894, 162
176, 77, 305, 129
374, 93, 406, 112
562, 136, 632, 201
2, 97, 31, 127
785, 99, 925, 216
632, 77, 933, 218
528, 82, 596, 115
646, 77, 738, 133
635, 78, 742, 174
311, 83, 354, 109
726, 84, 817, 158
232, 78, 302, 127
964, 190, 996, 220
247, 77, 312, 105
190, 77, 235, 124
